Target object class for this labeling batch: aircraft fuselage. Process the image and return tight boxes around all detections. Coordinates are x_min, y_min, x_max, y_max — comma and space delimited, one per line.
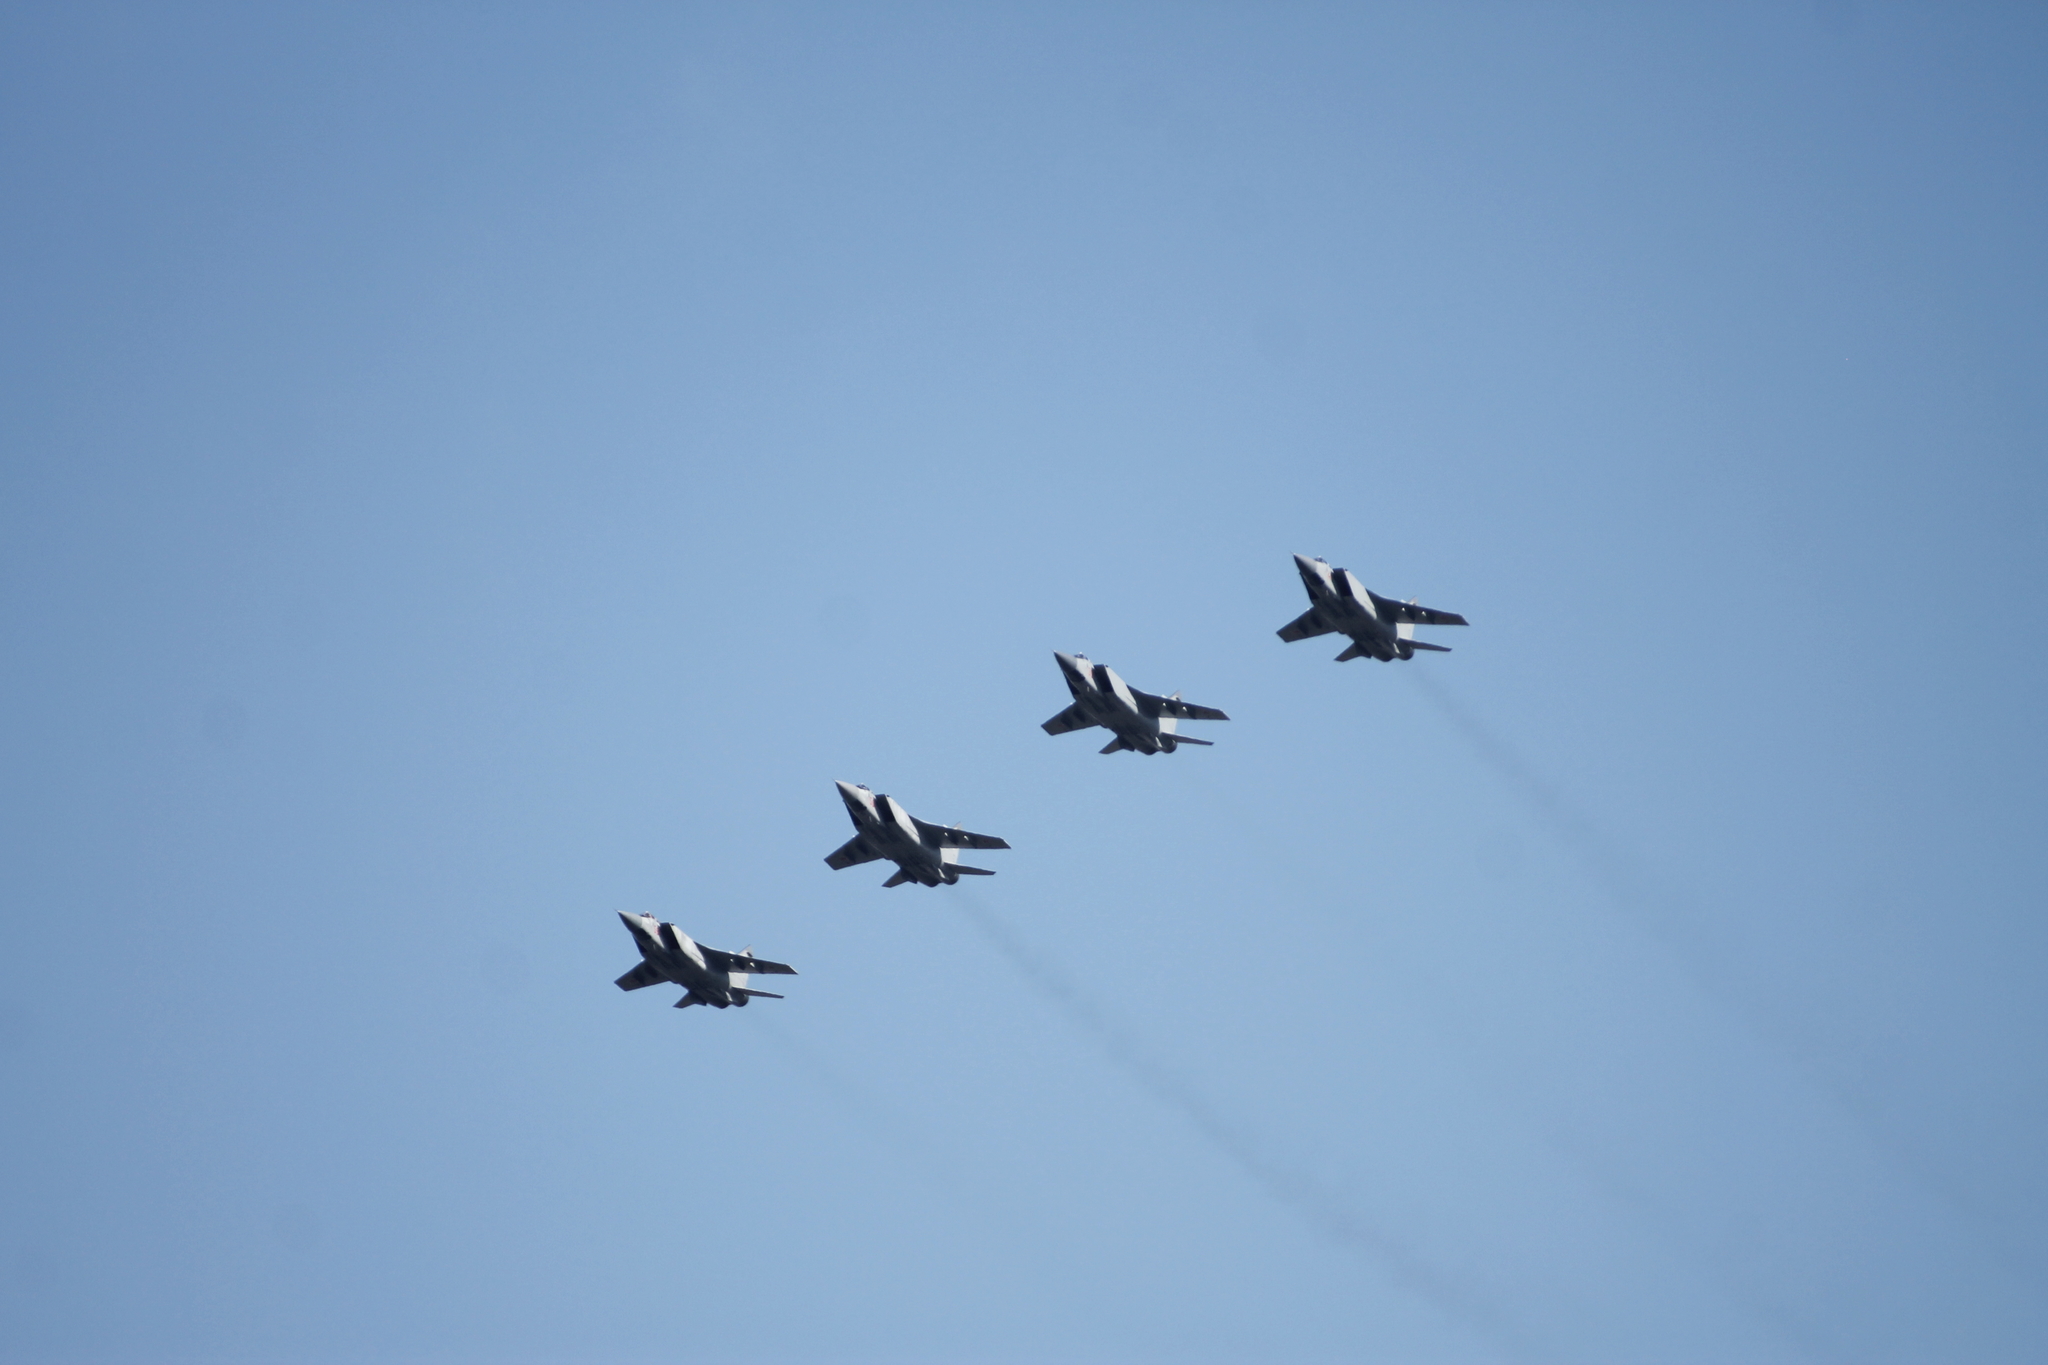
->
619, 913, 742, 1007
834, 781, 957, 886
1294, 555, 1409, 660
1053, 652, 1176, 754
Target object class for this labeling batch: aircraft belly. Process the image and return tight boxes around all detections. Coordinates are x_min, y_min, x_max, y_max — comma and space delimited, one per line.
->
883, 842, 942, 883
1346, 618, 1392, 648
1334, 604, 1383, 634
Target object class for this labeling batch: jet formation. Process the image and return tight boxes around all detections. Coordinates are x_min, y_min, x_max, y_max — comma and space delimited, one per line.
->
619, 553, 1466, 1012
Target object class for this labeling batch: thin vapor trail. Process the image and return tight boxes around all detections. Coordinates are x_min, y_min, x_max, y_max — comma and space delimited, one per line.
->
1402, 666, 2037, 1279
951, 888, 1532, 1363
1402, 669, 1689, 945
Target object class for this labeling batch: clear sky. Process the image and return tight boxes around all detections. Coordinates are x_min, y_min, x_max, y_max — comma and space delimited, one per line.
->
2, 4, 2045, 1362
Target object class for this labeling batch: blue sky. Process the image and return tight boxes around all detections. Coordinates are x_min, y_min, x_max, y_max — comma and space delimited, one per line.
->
2, 4, 2045, 1362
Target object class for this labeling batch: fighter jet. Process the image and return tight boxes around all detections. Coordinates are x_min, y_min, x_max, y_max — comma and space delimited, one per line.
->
1277, 554, 1468, 662
1041, 652, 1229, 754
613, 912, 796, 1010
824, 781, 1010, 887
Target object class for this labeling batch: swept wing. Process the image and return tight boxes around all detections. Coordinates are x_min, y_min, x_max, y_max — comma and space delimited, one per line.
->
615, 960, 668, 992
1276, 608, 1336, 642
701, 947, 797, 976
1371, 594, 1468, 627
911, 817, 1011, 850
824, 836, 883, 870
1133, 690, 1228, 722
1041, 702, 1095, 735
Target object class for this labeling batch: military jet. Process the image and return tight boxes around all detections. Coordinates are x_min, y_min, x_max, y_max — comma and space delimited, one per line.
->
824, 780, 1010, 887
1277, 554, 1468, 662
1041, 651, 1229, 754
613, 911, 796, 1010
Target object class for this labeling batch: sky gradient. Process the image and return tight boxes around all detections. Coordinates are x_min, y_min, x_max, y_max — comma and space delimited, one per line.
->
3, 4, 2046, 1362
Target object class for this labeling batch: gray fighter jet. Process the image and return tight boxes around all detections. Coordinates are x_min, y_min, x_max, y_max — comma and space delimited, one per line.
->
1041, 651, 1229, 754
824, 780, 1010, 887
613, 912, 796, 1010
1277, 554, 1468, 662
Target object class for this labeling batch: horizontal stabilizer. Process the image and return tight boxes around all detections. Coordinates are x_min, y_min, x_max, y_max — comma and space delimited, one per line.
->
950, 864, 996, 877
1335, 642, 1372, 662
1407, 639, 1451, 653
1170, 735, 1214, 746
615, 959, 668, 992
732, 987, 784, 1000
673, 992, 704, 1009
1099, 737, 1129, 754
883, 869, 914, 888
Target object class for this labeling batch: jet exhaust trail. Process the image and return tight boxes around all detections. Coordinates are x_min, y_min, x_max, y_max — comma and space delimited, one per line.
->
1402, 667, 2036, 1281
1402, 669, 1674, 938
952, 889, 1532, 1362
